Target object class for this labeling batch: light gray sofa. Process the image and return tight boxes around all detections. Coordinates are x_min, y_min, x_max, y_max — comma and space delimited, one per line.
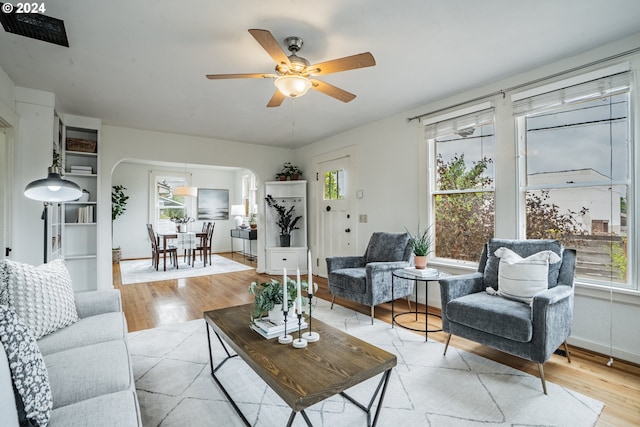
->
0, 289, 141, 426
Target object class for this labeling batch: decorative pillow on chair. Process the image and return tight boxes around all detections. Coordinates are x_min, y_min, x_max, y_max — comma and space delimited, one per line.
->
0, 305, 53, 427
488, 247, 561, 305
0, 259, 78, 339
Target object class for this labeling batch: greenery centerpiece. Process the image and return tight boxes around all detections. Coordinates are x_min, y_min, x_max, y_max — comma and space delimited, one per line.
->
249, 278, 310, 323
111, 185, 129, 263
276, 162, 303, 181
265, 194, 302, 247
170, 215, 194, 232
405, 225, 433, 269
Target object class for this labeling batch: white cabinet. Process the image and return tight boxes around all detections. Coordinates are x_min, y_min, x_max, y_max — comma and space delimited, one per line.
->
264, 180, 308, 274
61, 114, 101, 291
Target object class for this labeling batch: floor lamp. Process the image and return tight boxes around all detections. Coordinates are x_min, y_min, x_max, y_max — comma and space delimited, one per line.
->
24, 165, 82, 263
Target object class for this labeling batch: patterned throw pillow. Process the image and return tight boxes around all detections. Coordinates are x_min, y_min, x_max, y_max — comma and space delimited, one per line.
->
0, 259, 78, 339
488, 247, 561, 305
0, 305, 53, 426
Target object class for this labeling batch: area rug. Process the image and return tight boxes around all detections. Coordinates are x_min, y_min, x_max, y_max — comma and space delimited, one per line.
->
128, 298, 604, 426
119, 256, 253, 285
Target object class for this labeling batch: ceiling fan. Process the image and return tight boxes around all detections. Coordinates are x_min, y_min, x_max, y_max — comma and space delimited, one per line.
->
206, 29, 376, 107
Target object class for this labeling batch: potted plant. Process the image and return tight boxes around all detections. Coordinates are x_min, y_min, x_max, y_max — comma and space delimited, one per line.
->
249, 212, 257, 230
112, 185, 129, 263
265, 194, 302, 247
170, 215, 195, 232
405, 225, 433, 269
276, 162, 303, 181
249, 278, 310, 323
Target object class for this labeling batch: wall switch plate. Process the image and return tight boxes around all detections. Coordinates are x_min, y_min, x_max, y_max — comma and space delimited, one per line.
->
359, 214, 367, 223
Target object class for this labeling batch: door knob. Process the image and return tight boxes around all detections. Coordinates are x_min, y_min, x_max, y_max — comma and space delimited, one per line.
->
326, 206, 331, 211
345, 228, 351, 233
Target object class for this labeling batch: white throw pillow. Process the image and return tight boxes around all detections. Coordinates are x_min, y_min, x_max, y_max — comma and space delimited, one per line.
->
491, 247, 561, 305
0, 259, 78, 339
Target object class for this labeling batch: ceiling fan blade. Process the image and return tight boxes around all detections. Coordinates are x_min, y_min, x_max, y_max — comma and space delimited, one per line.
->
248, 29, 291, 68
267, 90, 286, 108
206, 73, 276, 80
307, 52, 375, 76
310, 79, 356, 103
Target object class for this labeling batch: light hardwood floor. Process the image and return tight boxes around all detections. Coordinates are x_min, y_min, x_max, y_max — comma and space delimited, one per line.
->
113, 253, 640, 426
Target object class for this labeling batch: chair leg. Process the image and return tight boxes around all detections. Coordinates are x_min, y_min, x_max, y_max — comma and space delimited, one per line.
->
538, 363, 548, 395
443, 333, 452, 355
406, 296, 412, 311
370, 306, 374, 325
563, 341, 572, 363
330, 295, 335, 309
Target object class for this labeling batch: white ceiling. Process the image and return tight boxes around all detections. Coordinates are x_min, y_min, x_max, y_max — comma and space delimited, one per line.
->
1, 0, 639, 148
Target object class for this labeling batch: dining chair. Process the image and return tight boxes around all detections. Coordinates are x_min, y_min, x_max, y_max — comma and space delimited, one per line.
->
192, 222, 215, 266
146, 224, 178, 270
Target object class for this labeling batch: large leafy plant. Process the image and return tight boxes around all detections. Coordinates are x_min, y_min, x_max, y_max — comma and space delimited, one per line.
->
248, 278, 309, 321
265, 194, 302, 236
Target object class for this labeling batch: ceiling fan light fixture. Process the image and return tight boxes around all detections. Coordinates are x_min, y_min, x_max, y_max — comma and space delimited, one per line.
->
274, 75, 312, 98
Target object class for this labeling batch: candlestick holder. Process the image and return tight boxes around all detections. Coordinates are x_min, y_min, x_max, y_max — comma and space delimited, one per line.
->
292, 312, 307, 348
301, 292, 319, 342
278, 307, 293, 344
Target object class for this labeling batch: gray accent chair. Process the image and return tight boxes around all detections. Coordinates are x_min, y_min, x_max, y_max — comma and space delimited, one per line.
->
439, 239, 576, 394
326, 232, 414, 324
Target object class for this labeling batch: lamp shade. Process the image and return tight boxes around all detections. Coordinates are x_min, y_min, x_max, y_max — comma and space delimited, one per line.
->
173, 186, 198, 197
230, 204, 245, 228
24, 166, 82, 202
274, 75, 312, 98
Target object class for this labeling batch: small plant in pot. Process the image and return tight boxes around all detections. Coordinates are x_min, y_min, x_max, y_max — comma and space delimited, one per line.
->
265, 194, 302, 247
249, 278, 311, 324
405, 225, 433, 269
112, 185, 129, 263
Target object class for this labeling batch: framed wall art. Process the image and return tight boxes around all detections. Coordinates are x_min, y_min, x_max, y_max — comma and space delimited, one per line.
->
197, 188, 229, 220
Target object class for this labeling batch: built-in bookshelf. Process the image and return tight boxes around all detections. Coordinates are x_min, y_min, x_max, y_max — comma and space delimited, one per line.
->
61, 114, 101, 291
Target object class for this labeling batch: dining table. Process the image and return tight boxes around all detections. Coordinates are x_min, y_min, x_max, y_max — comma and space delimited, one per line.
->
156, 231, 207, 271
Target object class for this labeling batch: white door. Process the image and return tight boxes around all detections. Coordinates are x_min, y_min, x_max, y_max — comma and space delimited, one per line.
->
316, 156, 355, 277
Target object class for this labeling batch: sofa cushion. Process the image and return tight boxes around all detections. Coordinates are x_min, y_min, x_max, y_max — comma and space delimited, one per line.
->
494, 247, 561, 305
365, 232, 410, 263
38, 312, 127, 356
446, 292, 533, 342
49, 390, 140, 427
0, 259, 78, 339
329, 268, 367, 294
44, 340, 134, 409
0, 305, 52, 427
483, 239, 563, 291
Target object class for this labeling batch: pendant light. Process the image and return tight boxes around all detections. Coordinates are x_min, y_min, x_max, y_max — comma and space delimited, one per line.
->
173, 163, 197, 197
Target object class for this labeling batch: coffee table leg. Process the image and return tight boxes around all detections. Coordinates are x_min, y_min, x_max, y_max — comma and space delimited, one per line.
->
341, 369, 392, 427
205, 323, 250, 426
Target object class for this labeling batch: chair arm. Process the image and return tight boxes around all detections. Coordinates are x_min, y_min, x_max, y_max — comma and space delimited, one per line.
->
532, 285, 574, 309
326, 256, 365, 272
439, 272, 484, 303
74, 289, 123, 318
365, 261, 409, 274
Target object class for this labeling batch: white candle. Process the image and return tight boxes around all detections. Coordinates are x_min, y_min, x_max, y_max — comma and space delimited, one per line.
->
296, 268, 302, 313
308, 250, 313, 294
283, 268, 287, 311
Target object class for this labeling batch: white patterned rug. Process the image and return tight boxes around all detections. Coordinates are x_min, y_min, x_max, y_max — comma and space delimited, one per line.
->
128, 298, 604, 426
119, 256, 253, 285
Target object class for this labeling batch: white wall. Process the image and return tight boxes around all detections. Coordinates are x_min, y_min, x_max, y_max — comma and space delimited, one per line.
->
112, 161, 246, 258
295, 34, 640, 364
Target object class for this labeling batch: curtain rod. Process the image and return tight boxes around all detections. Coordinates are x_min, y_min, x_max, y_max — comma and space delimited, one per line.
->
406, 45, 640, 123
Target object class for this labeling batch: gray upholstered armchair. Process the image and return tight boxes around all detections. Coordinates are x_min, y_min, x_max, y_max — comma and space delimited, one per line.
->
439, 239, 576, 394
326, 232, 413, 324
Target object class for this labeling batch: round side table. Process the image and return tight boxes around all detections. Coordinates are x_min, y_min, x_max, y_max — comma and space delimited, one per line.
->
391, 268, 449, 341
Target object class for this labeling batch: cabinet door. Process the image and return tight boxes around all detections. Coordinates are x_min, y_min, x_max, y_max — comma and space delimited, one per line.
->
269, 250, 300, 272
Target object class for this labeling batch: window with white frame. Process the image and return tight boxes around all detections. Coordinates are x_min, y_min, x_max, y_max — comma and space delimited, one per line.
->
514, 71, 632, 288
425, 106, 496, 262
151, 173, 190, 234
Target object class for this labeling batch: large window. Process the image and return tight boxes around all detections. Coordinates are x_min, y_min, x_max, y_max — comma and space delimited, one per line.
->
515, 72, 632, 287
426, 107, 495, 262
151, 173, 190, 233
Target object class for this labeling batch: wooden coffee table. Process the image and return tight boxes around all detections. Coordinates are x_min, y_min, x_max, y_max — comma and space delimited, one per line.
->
204, 304, 397, 427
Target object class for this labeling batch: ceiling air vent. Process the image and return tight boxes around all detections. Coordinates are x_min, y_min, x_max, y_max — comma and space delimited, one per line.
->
0, 4, 69, 47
